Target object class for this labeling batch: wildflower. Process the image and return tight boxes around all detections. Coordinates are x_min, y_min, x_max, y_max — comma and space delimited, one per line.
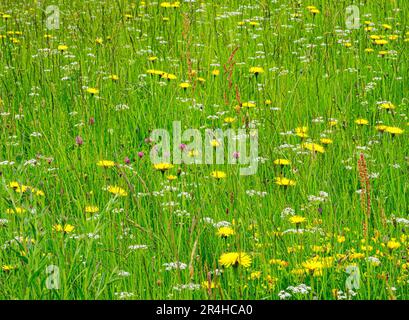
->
201, 280, 217, 289
57, 44, 68, 52
379, 102, 396, 110
328, 120, 338, 127
375, 124, 388, 132
179, 82, 191, 90
355, 118, 369, 125
250, 271, 262, 280
302, 143, 325, 154
290, 268, 306, 276
86, 87, 99, 95
154, 163, 174, 172
107, 185, 128, 196
212, 69, 220, 76
373, 39, 388, 46
387, 239, 401, 250
85, 206, 99, 214
95, 37, 103, 45
53, 224, 75, 234
269, 259, 289, 268
6, 206, 26, 214
209, 139, 221, 148
337, 235, 346, 243
75, 136, 84, 146
216, 226, 235, 238
273, 159, 291, 166
274, 177, 296, 187
349, 252, 365, 260
289, 215, 306, 225
302, 259, 323, 274
161, 73, 177, 80
211, 171, 227, 179
320, 138, 333, 145
219, 252, 252, 268
241, 102, 256, 108
2, 265, 16, 272
109, 74, 119, 81
295, 126, 308, 138
385, 126, 404, 136
224, 117, 236, 124
166, 174, 177, 182
249, 67, 264, 76
147, 69, 163, 76
97, 160, 115, 168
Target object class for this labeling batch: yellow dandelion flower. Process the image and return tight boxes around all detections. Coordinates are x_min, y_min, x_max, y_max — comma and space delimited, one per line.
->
250, 271, 262, 280
107, 185, 128, 196
274, 177, 296, 186
53, 224, 75, 234
289, 215, 306, 225
379, 102, 396, 110
210, 139, 221, 147
2, 265, 16, 272
269, 259, 289, 267
219, 252, 252, 268
241, 102, 256, 108
201, 280, 217, 289
337, 235, 346, 243
224, 117, 236, 124
97, 160, 115, 168
210, 171, 227, 179
375, 124, 388, 132
374, 39, 388, 45
57, 44, 68, 52
320, 138, 333, 145
153, 163, 174, 172
355, 118, 369, 125
273, 159, 291, 166
385, 126, 404, 136
216, 226, 235, 238
212, 69, 220, 76
249, 67, 264, 75
85, 206, 99, 214
6, 207, 26, 214
387, 239, 401, 250
163, 73, 177, 80
302, 259, 323, 273
86, 87, 99, 95
179, 82, 191, 89
302, 142, 325, 154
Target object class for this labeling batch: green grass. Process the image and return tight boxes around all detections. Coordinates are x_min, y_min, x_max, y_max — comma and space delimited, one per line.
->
0, 0, 408, 300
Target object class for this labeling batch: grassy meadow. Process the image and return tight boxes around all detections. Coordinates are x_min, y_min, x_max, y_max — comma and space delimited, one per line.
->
0, 0, 408, 300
